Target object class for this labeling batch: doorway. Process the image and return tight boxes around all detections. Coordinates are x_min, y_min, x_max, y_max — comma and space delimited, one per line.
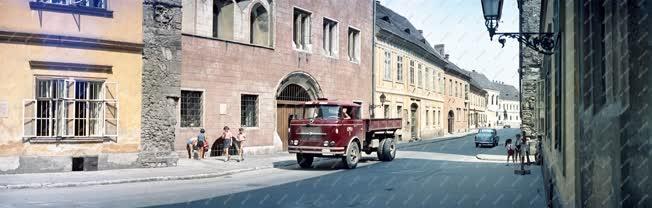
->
275, 72, 323, 151
448, 110, 454, 134
410, 103, 418, 139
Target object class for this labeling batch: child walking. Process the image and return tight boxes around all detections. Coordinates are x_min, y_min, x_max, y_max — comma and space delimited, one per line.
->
235, 128, 247, 162
222, 126, 233, 162
505, 138, 516, 166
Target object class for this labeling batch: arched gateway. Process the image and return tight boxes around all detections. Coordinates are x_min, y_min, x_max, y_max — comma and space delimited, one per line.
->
275, 72, 323, 150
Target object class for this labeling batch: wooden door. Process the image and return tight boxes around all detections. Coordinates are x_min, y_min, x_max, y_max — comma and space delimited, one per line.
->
277, 102, 304, 151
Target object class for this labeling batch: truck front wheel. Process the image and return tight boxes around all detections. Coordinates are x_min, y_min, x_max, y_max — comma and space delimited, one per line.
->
296, 154, 313, 169
342, 142, 361, 169
378, 138, 396, 161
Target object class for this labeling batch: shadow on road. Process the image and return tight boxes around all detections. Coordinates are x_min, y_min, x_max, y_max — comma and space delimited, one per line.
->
147, 156, 545, 208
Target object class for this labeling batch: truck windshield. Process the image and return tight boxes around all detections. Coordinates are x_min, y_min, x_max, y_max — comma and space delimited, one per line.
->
304, 105, 340, 120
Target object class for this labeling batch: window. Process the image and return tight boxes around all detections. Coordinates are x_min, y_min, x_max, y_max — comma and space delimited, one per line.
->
322, 18, 338, 56
464, 84, 469, 100
25, 78, 117, 138
383, 105, 390, 118
432, 110, 436, 126
425, 68, 430, 90
181, 90, 203, 127
35, 0, 107, 9
409, 60, 415, 85
213, 0, 235, 40
417, 64, 423, 88
30, 0, 112, 17
580, 0, 606, 113
241, 95, 258, 127
383, 50, 392, 81
454, 81, 458, 97
449, 79, 452, 96
396, 106, 402, 118
250, 3, 271, 46
347, 27, 361, 62
439, 74, 444, 94
396, 56, 403, 82
425, 110, 429, 126
293, 8, 311, 51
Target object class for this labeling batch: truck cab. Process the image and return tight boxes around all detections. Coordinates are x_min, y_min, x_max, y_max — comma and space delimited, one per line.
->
288, 99, 401, 169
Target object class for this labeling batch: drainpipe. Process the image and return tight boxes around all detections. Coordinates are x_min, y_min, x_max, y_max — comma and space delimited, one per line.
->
370, 0, 377, 119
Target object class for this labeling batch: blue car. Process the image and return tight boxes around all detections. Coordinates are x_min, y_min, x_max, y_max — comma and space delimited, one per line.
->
475, 128, 499, 147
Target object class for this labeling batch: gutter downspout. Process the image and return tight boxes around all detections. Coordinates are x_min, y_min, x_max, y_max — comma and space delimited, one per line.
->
370, 0, 377, 119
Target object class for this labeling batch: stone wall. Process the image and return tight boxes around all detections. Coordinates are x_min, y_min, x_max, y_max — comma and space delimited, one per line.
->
138, 0, 183, 167
519, 0, 542, 138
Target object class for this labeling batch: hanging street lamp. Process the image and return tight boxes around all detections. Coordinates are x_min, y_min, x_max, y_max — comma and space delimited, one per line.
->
480, 0, 558, 55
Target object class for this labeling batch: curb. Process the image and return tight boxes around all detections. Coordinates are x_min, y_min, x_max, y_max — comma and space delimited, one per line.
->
397, 132, 474, 149
475, 154, 505, 161
0, 160, 296, 190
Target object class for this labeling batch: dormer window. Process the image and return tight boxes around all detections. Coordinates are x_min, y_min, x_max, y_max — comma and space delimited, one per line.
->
404, 28, 411, 34
380, 16, 390, 23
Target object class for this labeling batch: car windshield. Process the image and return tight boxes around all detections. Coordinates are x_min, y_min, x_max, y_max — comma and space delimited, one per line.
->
477, 132, 493, 137
478, 129, 494, 133
304, 105, 340, 120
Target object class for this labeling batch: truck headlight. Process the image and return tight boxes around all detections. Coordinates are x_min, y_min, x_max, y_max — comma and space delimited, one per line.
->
323, 141, 329, 147
292, 140, 299, 145
330, 141, 335, 146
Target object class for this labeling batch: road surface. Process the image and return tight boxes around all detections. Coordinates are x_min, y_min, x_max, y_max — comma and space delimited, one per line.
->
0, 128, 545, 208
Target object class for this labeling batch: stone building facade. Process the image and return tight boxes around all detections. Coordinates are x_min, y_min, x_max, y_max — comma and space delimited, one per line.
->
536, 0, 651, 207
495, 83, 521, 128
0, 0, 146, 173
519, 0, 543, 138
178, 0, 373, 155
467, 74, 487, 129
442, 62, 471, 134
373, 3, 447, 141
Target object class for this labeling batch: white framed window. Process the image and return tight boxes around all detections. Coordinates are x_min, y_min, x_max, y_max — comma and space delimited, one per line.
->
409, 60, 415, 85
383, 50, 392, 81
35, 0, 108, 9
417, 64, 422, 88
23, 78, 118, 138
322, 17, 338, 57
347, 27, 361, 62
425, 68, 430, 90
396, 56, 403, 82
180, 90, 203, 127
293, 8, 311, 51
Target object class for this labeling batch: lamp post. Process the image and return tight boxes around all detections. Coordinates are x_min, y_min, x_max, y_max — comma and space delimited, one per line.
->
480, 0, 558, 55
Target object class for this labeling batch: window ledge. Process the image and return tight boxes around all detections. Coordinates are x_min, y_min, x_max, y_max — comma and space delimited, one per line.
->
23, 137, 115, 144
29, 2, 113, 18
182, 33, 275, 50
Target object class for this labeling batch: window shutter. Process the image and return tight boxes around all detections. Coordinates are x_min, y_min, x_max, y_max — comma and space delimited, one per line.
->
103, 82, 119, 137
23, 99, 36, 138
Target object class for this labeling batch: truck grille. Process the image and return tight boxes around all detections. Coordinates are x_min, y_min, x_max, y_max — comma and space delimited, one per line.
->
299, 126, 325, 140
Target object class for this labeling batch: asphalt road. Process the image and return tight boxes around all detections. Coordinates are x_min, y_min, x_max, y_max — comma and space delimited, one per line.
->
0, 128, 545, 208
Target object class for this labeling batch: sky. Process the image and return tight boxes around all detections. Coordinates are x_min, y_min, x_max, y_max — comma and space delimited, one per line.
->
378, 0, 521, 89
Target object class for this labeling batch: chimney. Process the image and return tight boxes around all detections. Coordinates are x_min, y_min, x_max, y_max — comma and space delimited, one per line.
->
418, 30, 423, 34
444, 54, 449, 60
434, 44, 445, 55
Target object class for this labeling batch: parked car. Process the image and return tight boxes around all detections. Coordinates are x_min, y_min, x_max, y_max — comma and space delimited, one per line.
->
503, 124, 511, 128
475, 128, 499, 147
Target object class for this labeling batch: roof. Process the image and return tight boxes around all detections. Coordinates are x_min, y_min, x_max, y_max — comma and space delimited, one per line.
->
467, 70, 498, 90
494, 83, 520, 101
375, 3, 447, 65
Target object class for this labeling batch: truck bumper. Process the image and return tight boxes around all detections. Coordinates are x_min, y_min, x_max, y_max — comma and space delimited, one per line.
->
288, 146, 346, 155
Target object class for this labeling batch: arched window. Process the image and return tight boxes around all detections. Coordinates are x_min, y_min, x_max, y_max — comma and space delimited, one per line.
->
250, 3, 271, 46
213, 0, 235, 40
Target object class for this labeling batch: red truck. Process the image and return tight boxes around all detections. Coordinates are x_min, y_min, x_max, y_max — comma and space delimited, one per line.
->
288, 99, 402, 169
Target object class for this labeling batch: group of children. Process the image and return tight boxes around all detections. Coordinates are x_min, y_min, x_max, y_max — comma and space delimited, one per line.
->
504, 133, 530, 166
186, 126, 247, 162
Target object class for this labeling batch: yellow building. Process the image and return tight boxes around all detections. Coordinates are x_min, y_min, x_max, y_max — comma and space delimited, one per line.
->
373, 4, 447, 141
0, 0, 144, 173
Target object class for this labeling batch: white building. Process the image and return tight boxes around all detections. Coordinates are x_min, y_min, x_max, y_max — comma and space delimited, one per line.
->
495, 82, 521, 128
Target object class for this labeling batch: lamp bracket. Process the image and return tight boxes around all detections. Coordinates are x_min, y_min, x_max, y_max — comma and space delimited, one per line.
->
494, 32, 558, 55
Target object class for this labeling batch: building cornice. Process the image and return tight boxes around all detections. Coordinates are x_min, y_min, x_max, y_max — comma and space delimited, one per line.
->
0, 30, 143, 53
376, 29, 448, 68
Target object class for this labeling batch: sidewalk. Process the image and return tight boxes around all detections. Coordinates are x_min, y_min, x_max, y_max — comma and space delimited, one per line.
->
476, 153, 536, 162
0, 131, 476, 190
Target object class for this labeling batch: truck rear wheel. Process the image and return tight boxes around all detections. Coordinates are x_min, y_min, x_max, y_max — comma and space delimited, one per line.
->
378, 138, 396, 161
296, 154, 313, 169
342, 142, 361, 169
